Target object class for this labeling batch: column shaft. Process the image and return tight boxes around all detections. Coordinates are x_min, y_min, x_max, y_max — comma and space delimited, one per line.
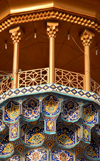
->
47, 22, 58, 84
80, 29, 95, 91
13, 42, 19, 89
84, 45, 90, 91
9, 26, 22, 89
49, 37, 55, 83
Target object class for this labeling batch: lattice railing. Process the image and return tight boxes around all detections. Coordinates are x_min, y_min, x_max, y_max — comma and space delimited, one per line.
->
0, 77, 12, 95
18, 68, 49, 88
0, 67, 100, 95
91, 79, 100, 95
55, 68, 84, 90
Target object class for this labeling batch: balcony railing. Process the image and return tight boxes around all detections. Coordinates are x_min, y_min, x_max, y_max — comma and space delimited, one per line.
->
18, 68, 49, 88
91, 78, 100, 95
55, 68, 84, 90
0, 67, 100, 95
0, 77, 12, 95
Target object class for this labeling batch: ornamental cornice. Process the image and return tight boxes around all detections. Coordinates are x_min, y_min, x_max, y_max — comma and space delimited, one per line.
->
0, 84, 100, 106
0, 11, 100, 33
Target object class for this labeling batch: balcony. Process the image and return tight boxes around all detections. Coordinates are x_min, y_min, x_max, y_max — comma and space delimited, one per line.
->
0, 67, 100, 95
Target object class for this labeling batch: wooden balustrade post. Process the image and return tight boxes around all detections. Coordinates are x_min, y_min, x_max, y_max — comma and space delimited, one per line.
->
47, 22, 59, 83
81, 29, 95, 91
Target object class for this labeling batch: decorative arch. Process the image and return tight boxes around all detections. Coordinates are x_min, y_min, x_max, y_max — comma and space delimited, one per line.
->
85, 138, 99, 159
21, 126, 44, 147
56, 122, 82, 149
0, 135, 14, 158
82, 103, 98, 125
57, 126, 75, 148
4, 100, 19, 123
61, 99, 81, 122
22, 97, 40, 121
42, 94, 60, 116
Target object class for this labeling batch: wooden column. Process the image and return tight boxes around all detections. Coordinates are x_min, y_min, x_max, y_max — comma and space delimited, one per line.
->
47, 22, 59, 83
81, 29, 94, 91
9, 26, 22, 89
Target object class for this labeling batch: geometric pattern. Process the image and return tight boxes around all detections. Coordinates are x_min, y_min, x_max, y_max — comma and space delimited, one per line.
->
76, 147, 83, 156
16, 145, 24, 154
45, 141, 54, 150
0, 10, 99, 34
0, 83, 100, 106
0, 83, 100, 160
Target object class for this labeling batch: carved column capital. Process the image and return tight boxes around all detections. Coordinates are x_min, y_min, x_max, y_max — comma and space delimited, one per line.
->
80, 29, 95, 46
9, 26, 23, 43
47, 22, 59, 38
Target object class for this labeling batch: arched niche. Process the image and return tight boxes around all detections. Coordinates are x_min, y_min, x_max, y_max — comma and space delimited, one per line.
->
61, 99, 81, 122
0, 134, 14, 158
22, 97, 40, 121
21, 125, 44, 147
82, 103, 98, 125
85, 138, 99, 159
42, 95, 60, 116
4, 101, 19, 123
56, 124, 81, 149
